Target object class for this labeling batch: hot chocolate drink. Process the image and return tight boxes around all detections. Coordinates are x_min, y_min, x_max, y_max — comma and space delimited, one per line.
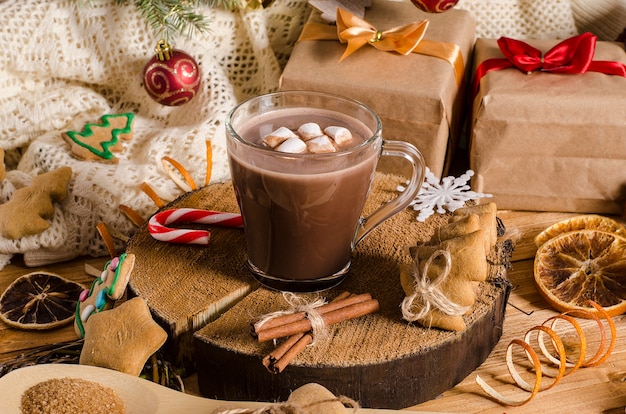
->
226, 91, 425, 292
229, 109, 378, 282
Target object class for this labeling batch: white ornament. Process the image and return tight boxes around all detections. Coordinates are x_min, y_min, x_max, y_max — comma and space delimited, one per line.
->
398, 168, 492, 222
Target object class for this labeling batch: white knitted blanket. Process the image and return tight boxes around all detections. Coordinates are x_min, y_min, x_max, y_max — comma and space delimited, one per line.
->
0, 0, 310, 268
569, 0, 626, 41
457, 0, 626, 41
456, 0, 578, 39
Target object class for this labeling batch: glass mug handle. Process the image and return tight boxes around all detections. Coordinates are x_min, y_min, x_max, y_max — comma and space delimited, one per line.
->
354, 140, 426, 246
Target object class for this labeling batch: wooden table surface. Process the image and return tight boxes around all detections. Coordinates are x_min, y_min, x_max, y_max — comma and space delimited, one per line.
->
1, 210, 625, 413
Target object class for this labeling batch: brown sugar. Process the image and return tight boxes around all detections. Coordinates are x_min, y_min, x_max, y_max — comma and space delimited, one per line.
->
21, 377, 125, 414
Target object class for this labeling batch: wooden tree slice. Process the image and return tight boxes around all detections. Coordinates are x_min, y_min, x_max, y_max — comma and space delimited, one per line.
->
194, 248, 509, 409
126, 182, 258, 367
126, 172, 510, 408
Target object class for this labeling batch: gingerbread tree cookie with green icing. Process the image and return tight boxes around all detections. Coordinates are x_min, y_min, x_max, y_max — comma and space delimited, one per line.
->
62, 113, 134, 164
74, 253, 135, 338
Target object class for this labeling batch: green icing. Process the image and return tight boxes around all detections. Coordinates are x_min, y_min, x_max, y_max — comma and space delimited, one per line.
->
65, 113, 134, 160
74, 253, 128, 338
105, 253, 127, 297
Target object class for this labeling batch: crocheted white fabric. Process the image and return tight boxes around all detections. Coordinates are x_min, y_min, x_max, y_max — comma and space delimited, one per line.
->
0, 0, 310, 269
456, 0, 578, 39
570, 0, 626, 41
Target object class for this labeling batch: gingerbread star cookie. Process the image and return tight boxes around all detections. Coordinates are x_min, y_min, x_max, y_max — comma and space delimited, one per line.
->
62, 113, 134, 164
74, 253, 135, 338
79, 296, 167, 376
0, 166, 72, 240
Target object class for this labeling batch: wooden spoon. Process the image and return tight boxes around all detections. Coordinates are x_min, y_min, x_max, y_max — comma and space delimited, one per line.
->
0, 364, 439, 413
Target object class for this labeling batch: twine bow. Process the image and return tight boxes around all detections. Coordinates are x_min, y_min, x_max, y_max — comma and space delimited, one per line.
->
473, 32, 626, 96
401, 249, 470, 324
254, 292, 328, 344
298, 8, 464, 86
212, 395, 360, 413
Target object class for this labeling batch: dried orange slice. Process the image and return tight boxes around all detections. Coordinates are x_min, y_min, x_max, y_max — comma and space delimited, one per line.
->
0, 272, 85, 330
534, 229, 626, 316
534, 215, 626, 248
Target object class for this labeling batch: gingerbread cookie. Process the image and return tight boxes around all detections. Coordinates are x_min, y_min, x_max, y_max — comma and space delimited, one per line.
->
286, 383, 351, 414
80, 296, 167, 376
62, 113, 134, 164
214, 382, 352, 413
74, 253, 135, 338
0, 166, 72, 240
451, 202, 498, 254
401, 213, 489, 331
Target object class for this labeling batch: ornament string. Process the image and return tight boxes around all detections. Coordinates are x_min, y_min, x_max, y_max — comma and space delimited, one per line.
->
401, 249, 470, 323
254, 292, 329, 344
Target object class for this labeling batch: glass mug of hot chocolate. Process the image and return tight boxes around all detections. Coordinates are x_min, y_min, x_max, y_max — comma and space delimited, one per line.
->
226, 91, 426, 292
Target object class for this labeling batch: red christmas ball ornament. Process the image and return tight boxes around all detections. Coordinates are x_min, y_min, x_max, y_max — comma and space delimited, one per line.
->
410, 0, 459, 13
143, 40, 201, 106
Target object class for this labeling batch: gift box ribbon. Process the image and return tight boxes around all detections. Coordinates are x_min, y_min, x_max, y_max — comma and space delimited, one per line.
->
473, 33, 626, 96
299, 8, 465, 87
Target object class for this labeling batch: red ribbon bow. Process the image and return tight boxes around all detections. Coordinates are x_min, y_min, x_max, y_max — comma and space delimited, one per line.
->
473, 32, 626, 96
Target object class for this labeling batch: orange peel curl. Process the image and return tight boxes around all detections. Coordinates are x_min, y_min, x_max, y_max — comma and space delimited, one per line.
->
475, 300, 615, 406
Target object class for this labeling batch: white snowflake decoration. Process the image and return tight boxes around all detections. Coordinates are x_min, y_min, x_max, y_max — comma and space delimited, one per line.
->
398, 168, 492, 222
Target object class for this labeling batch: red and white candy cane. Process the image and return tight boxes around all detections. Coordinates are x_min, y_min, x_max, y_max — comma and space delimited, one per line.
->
148, 208, 243, 245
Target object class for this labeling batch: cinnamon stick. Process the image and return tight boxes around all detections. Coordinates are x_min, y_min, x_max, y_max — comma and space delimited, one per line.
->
262, 332, 313, 374
272, 333, 313, 374
252, 291, 353, 334
261, 292, 360, 374
251, 292, 370, 337
255, 298, 380, 342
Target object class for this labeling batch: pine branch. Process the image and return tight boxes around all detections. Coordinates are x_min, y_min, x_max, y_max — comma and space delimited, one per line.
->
114, 0, 246, 42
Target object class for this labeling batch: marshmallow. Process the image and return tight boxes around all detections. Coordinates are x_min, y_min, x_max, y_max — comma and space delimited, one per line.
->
297, 123, 324, 141
276, 136, 307, 153
324, 126, 353, 146
262, 126, 297, 148
306, 135, 337, 153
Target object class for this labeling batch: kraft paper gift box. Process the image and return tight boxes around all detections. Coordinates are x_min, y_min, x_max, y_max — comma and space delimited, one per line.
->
470, 35, 626, 214
279, 0, 475, 178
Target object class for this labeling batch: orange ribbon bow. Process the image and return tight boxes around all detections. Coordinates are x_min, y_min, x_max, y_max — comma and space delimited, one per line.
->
298, 8, 464, 86
335, 8, 429, 61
